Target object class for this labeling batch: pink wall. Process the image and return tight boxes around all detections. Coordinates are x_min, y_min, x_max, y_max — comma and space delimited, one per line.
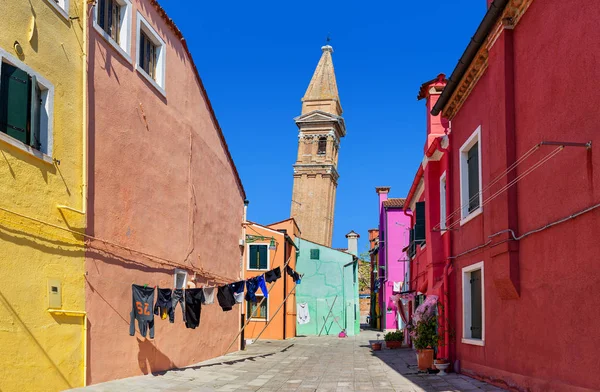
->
85, 0, 245, 384
447, 0, 600, 389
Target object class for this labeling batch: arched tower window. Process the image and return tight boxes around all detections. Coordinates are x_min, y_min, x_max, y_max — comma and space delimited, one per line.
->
317, 137, 327, 155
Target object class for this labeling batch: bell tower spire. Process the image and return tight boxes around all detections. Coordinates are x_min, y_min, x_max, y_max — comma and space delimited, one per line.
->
291, 45, 346, 247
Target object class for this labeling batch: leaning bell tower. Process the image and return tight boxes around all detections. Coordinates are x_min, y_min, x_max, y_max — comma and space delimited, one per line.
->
290, 45, 346, 247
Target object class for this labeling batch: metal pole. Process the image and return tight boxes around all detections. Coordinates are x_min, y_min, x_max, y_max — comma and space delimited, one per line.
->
317, 295, 338, 337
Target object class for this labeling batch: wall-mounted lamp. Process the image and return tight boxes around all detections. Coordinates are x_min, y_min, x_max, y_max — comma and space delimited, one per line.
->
246, 234, 277, 250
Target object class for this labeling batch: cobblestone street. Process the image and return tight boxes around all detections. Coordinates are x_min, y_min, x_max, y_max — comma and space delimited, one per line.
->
72, 329, 503, 392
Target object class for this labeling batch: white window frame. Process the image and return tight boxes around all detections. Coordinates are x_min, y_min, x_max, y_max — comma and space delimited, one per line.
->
0, 48, 54, 164
246, 243, 270, 271
45, 0, 70, 21
459, 126, 483, 226
247, 294, 268, 322
135, 12, 167, 97
92, 0, 133, 63
440, 171, 447, 232
462, 261, 485, 346
173, 269, 187, 289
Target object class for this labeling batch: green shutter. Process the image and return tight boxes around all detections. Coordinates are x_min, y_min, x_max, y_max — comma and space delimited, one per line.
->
249, 245, 258, 269
258, 245, 268, 269
408, 229, 415, 258
470, 269, 482, 339
98, 0, 106, 29
468, 143, 480, 212
30, 75, 41, 151
310, 249, 319, 260
415, 201, 426, 242
0, 63, 31, 145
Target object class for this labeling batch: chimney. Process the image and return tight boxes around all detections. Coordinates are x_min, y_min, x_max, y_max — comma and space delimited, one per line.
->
367, 229, 379, 250
417, 74, 448, 152
345, 230, 360, 256
375, 187, 390, 215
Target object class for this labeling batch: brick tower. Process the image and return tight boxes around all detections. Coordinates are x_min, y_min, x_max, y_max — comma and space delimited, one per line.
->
290, 45, 346, 247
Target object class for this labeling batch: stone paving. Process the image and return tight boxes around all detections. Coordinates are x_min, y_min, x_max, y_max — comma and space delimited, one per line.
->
72, 329, 503, 392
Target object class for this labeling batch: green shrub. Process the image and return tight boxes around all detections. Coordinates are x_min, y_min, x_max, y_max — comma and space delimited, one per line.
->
384, 330, 404, 342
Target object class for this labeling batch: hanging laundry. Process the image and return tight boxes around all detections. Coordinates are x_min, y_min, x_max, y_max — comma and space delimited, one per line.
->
285, 265, 300, 283
297, 302, 310, 325
171, 289, 186, 323
264, 267, 281, 283
245, 275, 268, 303
229, 281, 245, 304
202, 287, 215, 305
184, 288, 204, 329
217, 285, 236, 311
130, 284, 155, 339
153, 288, 173, 321
393, 281, 403, 292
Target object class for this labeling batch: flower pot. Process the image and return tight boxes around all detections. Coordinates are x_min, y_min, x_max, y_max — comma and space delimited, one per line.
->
416, 349, 434, 371
434, 361, 450, 376
371, 342, 382, 351
386, 341, 402, 349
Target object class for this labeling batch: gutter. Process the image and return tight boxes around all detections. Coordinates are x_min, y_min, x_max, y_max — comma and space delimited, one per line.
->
431, 0, 509, 116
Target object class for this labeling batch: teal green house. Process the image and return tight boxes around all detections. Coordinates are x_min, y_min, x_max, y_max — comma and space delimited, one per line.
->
295, 237, 360, 336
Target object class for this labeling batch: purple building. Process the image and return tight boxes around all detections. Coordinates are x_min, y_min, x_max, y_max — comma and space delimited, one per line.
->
375, 187, 411, 333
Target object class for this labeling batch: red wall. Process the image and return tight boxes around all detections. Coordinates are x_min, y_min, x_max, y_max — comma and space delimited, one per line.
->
448, 1, 600, 390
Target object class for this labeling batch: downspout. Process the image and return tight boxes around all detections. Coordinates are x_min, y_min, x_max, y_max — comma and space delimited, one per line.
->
441, 130, 451, 361
283, 232, 287, 339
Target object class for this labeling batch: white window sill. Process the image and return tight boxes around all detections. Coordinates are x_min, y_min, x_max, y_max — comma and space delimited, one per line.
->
93, 22, 132, 64
247, 268, 269, 272
460, 206, 483, 226
135, 66, 166, 98
44, 0, 69, 21
462, 338, 485, 346
248, 318, 267, 322
0, 132, 53, 165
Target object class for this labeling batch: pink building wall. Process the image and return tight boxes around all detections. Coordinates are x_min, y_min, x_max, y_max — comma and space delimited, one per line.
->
85, 0, 245, 384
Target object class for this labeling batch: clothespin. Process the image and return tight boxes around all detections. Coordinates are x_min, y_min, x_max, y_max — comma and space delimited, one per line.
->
144, 284, 148, 288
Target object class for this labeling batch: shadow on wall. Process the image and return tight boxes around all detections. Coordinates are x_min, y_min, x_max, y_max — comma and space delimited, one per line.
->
137, 338, 175, 375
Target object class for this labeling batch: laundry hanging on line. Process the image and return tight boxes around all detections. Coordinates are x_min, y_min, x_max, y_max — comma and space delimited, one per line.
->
297, 302, 310, 325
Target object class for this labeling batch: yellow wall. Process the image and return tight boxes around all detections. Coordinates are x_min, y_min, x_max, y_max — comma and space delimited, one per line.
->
0, 1, 86, 391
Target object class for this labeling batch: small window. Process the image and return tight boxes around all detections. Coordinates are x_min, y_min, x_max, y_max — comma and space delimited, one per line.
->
414, 201, 425, 247
174, 269, 187, 289
440, 172, 447, 231
247, 295, 267, 320
93, 0, 132, 60
46, 0, 70, 19
136, 13, 166, 94
248, 244, 268, 270
317, 137, 327, 155
462, 262, 484, 345
310, 249, 320, 260
460, 127, 482, 223
0, 57, 53, 157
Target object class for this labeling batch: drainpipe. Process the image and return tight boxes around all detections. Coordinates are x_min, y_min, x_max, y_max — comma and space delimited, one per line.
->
441, 127, 452, 361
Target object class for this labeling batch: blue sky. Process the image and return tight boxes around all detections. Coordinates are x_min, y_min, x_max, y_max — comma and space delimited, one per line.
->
160, 0, 487, 251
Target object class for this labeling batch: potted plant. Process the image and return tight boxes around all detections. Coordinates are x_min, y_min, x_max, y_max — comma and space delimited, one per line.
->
409, 314, 439, 371
371, 333, 382, 351
434, 358, 449, 376
384, 330, 404, 349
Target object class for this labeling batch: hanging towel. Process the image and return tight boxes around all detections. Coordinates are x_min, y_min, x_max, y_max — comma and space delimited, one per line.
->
217, 285, 236, 311
130, 284, 155, 338
245, 275, 268, 303
202, 287, 215, 305
297, 302, 310, 325
229, 281, 245, 303
153, 288, 173, 321
393, 281, 403, 292
264, 267, 281, 283
184, 288, 204, 329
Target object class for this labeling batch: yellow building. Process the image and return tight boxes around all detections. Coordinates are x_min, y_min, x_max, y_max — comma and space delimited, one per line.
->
0, 0, 87, 390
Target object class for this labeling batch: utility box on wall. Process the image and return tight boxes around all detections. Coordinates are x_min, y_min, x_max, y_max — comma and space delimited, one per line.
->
47, 279, 62, 309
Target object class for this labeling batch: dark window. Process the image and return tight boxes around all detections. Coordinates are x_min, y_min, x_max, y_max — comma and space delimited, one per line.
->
310, 249, 319, 260
467, 142, 480, 213
408, 228, 416, 258
317, 137, 327, 155
247, 295, 267, 319
0, 62, 41, 150
97, 0, 122, 43
249, 244, 268, 270
415, 201, 426, 246
470, 269, 482, 339
139, 31, 158, 80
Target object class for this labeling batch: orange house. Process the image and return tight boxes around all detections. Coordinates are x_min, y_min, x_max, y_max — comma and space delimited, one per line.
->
243, 219, 300, 341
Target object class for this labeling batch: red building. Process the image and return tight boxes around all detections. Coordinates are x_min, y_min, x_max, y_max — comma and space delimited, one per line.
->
404, 0, 600, 390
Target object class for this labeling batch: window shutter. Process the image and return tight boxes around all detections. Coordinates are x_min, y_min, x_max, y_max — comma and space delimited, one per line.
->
414, 201, 426, 242
139, 33, 146, 71
249, 245, 258, 269
0, 63, 31, 145
468, 143, 480, 212
258, 245, 268, 269
470, 269, 482, 339
98, 0, 106, 29
30, 75, 41, 151
408, 229, 415, 258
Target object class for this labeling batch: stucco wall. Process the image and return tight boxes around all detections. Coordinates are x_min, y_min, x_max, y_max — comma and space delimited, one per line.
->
0, 1, 86, 391
295, 239, 358, 336
449, 1, 600, 390
85, 0, 244, 384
